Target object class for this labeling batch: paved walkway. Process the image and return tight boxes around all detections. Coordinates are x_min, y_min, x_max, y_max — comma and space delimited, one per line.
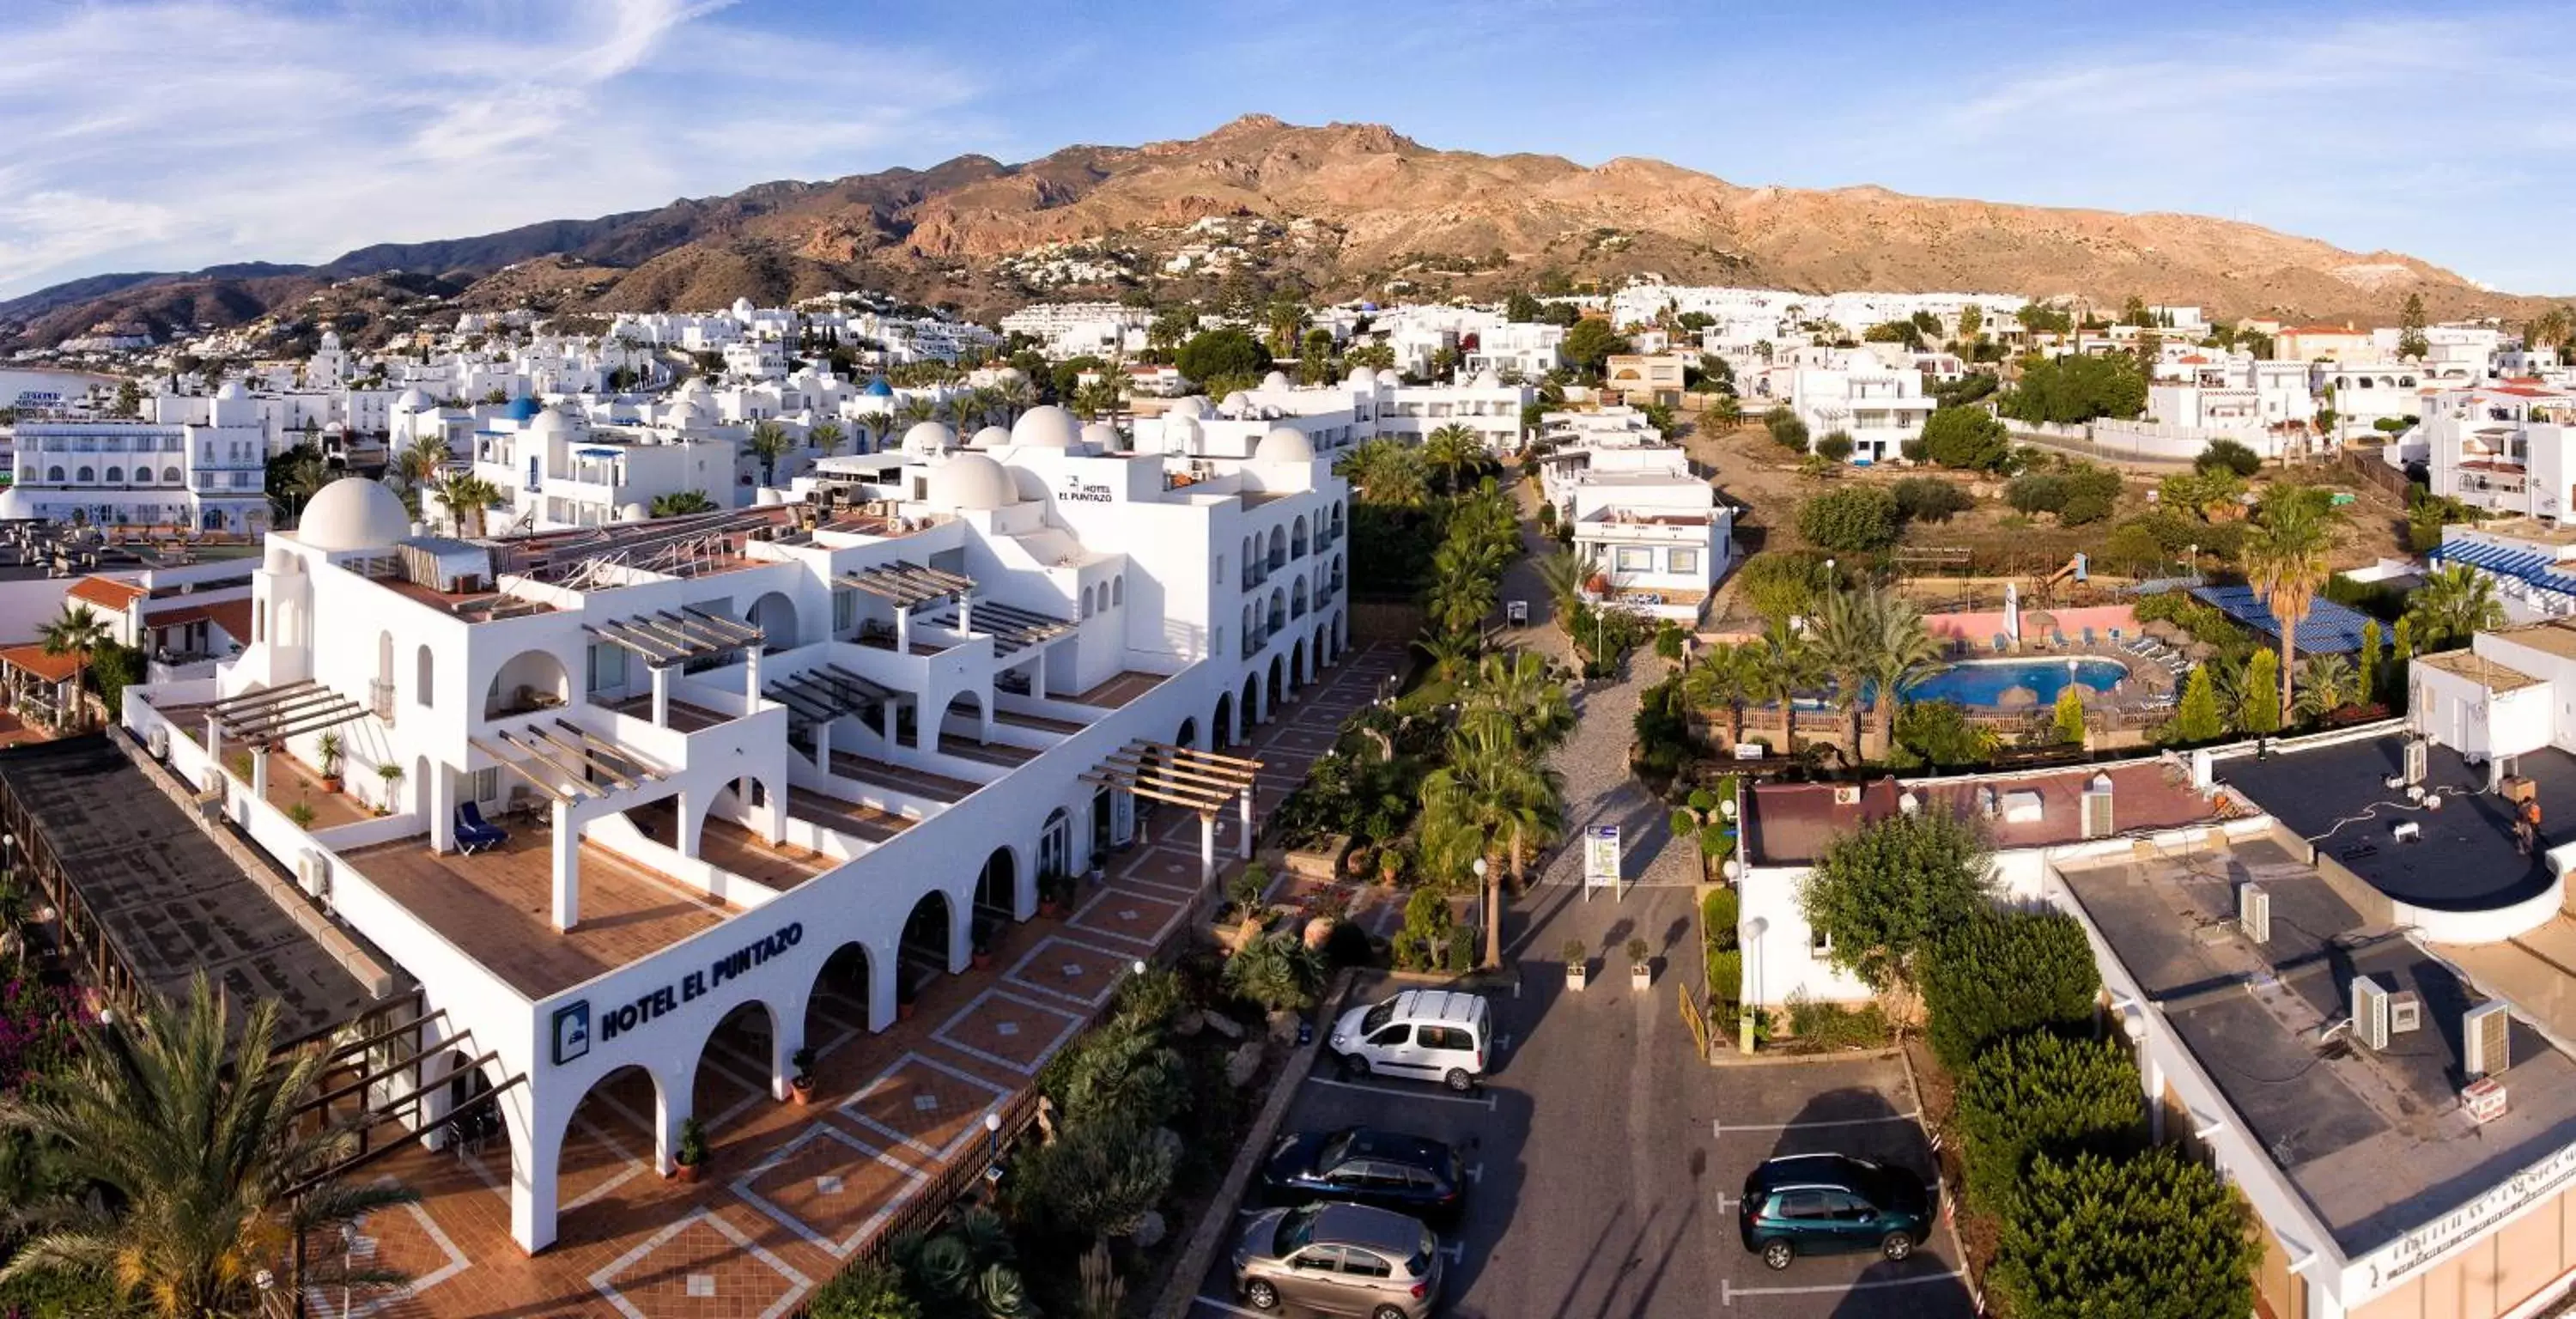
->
336, 645, 1406, 1319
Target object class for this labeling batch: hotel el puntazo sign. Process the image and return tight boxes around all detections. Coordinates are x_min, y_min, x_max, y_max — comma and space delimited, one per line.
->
550, 922, 805, 1067
2362, 1134, 2576, 1291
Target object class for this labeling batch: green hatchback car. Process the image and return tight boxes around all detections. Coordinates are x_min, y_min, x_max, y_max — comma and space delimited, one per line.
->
1739, 1152, 1940, 1271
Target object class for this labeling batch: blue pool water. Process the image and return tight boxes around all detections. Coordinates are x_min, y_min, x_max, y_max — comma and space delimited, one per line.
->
1905, 657, 2130, 707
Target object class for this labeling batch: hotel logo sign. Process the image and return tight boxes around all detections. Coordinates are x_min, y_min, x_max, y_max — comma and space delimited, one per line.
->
549, 921, 805, 1068
1059, 475, 1114, 503
2365, 1134, 2576, 1288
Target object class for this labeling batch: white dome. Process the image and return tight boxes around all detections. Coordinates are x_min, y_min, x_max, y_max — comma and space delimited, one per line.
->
1346, 364, 1376, 387
667, 401, 712, 429
902, 421, 957, 455
1219, 391, 1252, 415
679, 379, 714, 402
297, 477, 412, 552
1254, 426, 1315, 464
969, 425, 1012, 450
216, 380, 250, 401
929, 453, 1018, 511
1078, 421, 1121, 451
618, 502, 649, 522
1261, 370, 1289, 392
526, 408, 574, 436
1375, 368, 1403, 387
1472, 369, 1502, 389
1167, 396, 1207, 420
392, 386, 435, 411
1011, 404, 1081, 448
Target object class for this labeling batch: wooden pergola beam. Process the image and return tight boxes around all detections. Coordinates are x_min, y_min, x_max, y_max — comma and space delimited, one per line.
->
465, 738, 580, 803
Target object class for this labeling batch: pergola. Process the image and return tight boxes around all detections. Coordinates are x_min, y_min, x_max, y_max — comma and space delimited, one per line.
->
923, 599, 1074, 657
839, 562, 975, 656
466, 717, 669, 806
199, 679, 372, 805
1080, 739, 1263, 886
763, 663, 898, 764
580, 607, 768, 728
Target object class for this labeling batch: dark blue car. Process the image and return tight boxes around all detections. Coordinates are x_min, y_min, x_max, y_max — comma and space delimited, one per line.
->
1261, 1127, 1466, 1224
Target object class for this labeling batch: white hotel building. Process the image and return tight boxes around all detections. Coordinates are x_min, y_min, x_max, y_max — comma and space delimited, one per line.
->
116, 404, 1349, 1253
2, 380, 276, 532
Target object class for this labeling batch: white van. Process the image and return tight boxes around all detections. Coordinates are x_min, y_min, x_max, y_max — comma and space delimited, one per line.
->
1328, 989, 1493, 1091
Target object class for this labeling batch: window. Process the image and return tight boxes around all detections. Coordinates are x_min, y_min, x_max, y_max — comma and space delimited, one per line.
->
1776, 1191, 1832, 1221
1668, 548, 1700, 575
416, 646, 434, 707
1615, 546, 1654, 572
586, 642, 629, 695
1811, 925, 1832, 954
1420, 1024, 1474, 1051
1366, 1024, 1412, 1048
470, 768, 498, 802
1112, 575, 1124, 606
1340, 1251, 1394, 1279
1290, 1248, 1342, 1272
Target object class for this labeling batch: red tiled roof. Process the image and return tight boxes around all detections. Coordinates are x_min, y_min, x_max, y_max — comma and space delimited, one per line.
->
0, 645, 82, 684
1746, 763, 2224, 866
65, 577, 146, 611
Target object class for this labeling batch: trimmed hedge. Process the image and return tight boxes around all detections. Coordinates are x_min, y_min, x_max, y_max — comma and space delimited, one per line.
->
1954, 1030, 2145, 1218
1991, 1146, 2256, 1319
1921, 909, 2100, 1071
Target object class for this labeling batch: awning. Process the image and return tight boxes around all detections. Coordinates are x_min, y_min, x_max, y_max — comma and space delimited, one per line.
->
581, 607, 764, 666
202, 678, 369, 745
838, 562, 975, 609
467, 717, 668, 805
921, 599, 1074, 655
1079, 739, 1262, 815
763, 663, 896, 725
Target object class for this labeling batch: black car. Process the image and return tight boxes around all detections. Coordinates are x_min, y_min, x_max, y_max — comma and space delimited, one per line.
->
1261, 1127, 1467, 1223
1739, 1152, 1940, 1271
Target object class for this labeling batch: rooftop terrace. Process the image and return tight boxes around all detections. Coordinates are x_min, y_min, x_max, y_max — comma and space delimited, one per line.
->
1746, 760, 2223, 867
2059, 836, 2576, 1254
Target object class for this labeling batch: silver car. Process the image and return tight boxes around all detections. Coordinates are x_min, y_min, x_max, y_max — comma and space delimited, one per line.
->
1232, 1201, 1443, 1318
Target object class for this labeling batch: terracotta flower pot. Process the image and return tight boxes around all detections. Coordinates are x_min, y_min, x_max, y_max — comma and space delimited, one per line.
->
790, 1080, 813, 1106
321, 776, 343, 793
671, 1161, 701, 1184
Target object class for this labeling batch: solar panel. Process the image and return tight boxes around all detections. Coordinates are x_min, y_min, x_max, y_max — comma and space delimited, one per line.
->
2189, 585, 2389, 654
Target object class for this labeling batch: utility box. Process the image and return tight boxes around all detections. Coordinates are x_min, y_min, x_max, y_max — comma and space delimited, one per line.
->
2502, 775, 2538, 805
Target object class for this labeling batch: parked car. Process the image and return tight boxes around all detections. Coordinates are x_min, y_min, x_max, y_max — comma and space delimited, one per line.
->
1738, 1152, 1939, 1271
1328, 989, 1492, 1092
1233, 1201, 1443, 1318
1262, 1126, 1467, 1224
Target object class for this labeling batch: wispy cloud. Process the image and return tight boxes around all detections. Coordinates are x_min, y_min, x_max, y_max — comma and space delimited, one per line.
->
0, 0, 990, 297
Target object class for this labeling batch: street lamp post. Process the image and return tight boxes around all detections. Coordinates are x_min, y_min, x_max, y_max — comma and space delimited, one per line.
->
1472, 856, 1491, 968
983, 1110, 1002, 1166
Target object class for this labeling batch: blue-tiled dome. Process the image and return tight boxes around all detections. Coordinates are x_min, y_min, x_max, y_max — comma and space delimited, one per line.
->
864, 379, 894, 398
506, 395, 538, 422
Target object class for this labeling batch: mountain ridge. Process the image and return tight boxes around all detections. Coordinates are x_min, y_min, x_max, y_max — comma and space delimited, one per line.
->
0, 114, 2544, 351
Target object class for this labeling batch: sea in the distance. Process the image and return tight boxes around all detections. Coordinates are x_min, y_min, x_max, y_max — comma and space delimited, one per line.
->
0, 368, 118, 409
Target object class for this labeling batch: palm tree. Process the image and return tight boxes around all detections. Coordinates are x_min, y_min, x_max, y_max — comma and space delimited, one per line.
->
2243, 493, 2337, 724
431, 471, 500, 537
1415, 628, 1479, 687
2293, 653, 2357, 723
1808, 589, 1880, 768
1532, 550, 1586, 629
0, 974, 420, 1316
37, 603, 110, 730
392, 433, 448, 488
270, 449, 328, 524
1464, 651, 1574, 751
810, 421, 847, 457
1747, 617, 1817, 759
649, 490, 720, 518
1860, 591, 1943, 753
1710, 394, 1743, 428
746, 420, 794, 484
896, 396, 939, 427
2405, 562, 2505, 652
1683, 642, 1756, 749
1423, 712, 1564, 969
1334, 439, 1429, 510
1423, 424, 1483, 495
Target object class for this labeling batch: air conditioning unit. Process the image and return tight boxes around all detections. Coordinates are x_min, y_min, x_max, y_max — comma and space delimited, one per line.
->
2353, 976, 2391, 1050
1834, 785, 1862, 806
2239, 883, 2271, 944
2466, 1000, 2512, 1077
2390, 991, 2423, 1035
148, 726, 168, 760
295, 849, 331, 900
2404, 738, 2430, 785
2464, 1076, 2510, 1124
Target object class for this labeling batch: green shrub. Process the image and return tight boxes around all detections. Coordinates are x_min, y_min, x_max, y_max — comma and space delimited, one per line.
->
1814, 431, 1854, 462
1991, 1147, 2255, 1319
1890, 699, 1998, 769
1705, 947, 1741, 1008
1444, 927, 1476, 973
2195, 437, 2262, 477
1921, 909, 2100, 1070
1393, 888, 1455, 971
806, 1261, 922, 1319
1892, 477, 1975, 524
1765, 409, 1811, 452
1784, 994, 1889, 1050
1795, 485, 1900, 554
1007, 1116, 1176, 1241
1702, 887, 1741, 947
1920, 405, 2013, 471
1224, 933, 1328, 1012
1956, 1031, 2145, 1217
1040, 1013, 1188, 1128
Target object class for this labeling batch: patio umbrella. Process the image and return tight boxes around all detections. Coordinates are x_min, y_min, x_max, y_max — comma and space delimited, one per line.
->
1996, 684, 2038, 708
2025, 611, 2057, 633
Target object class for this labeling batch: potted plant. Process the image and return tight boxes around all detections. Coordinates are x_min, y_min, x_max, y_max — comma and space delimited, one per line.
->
1564, 939, 1589, 991
1037, 871, 1074, 919
970, 918, 996, 969
316, 732, 344, 793
788, 1048, 816, 1105
671, 1116, 707, 1182
897, 980, 919, 1022
375, 761, 405, 811
1627, 938, 1653, 991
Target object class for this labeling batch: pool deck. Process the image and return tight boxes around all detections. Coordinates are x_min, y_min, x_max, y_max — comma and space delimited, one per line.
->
1785, 646, 2170, 713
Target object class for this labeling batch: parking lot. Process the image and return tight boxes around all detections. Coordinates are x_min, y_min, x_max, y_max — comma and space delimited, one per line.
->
1184, 945, 1974, 1319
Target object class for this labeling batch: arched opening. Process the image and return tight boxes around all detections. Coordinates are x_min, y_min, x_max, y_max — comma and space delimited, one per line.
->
1042, 805, 1074, 881
1291, 514, 1309, 558
416, 644, 434, 708
804, 942, 873, 1054
1291, 578, 1309, 619
975, 845, 1018, 929
1292, 639, 1308, 689
899, 890, 955, 999
1176, 716, 1199, 751
1315, 622, 1331, 670
45, 466, 63, 483
691, 1000, 780, 1137
1213, 692, 1235, 750
553, 1064, 663, 1236
75, 466, 93, 483
162, 466, 180, 484
748, 591, 799, 650
1268, 654, 1285, 711
483, 647, 570, 719
1241, 672, 1261, 734
1267, 526, 1286, 571
1267, 588, 1285, 635
941, 690, 983, 746
376, 630, 395, 700
1111, 575, 1124, 607
104, 466, 122, 484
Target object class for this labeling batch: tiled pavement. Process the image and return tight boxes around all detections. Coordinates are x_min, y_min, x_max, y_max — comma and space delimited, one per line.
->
334, 643, 1405, 1319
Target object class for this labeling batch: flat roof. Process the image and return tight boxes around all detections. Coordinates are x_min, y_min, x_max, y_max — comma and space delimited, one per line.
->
2220, 736, 2567, 913
2415, 647, 2544, 693
2059, 836, 2576, 1255
0, 735, 386, 1041
2488, 617, 2576, 663
1746, 761, 2224, 867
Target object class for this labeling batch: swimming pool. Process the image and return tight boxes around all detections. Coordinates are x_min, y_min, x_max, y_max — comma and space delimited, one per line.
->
1905, 657, 2130, 707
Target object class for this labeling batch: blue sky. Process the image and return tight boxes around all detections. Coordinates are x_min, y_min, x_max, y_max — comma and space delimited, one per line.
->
7, 0, 2575, 301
